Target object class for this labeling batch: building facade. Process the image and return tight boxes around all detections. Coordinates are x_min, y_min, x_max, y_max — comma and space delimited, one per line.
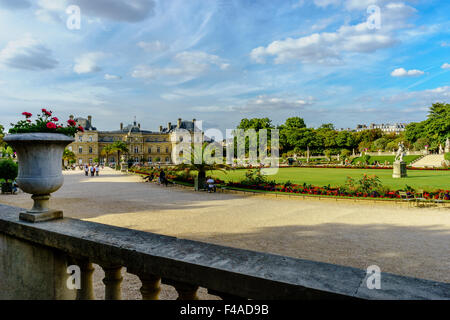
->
68, 116, 200, 165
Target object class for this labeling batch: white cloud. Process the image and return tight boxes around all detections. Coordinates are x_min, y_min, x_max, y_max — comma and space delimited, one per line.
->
137, 40, 168, 52
192, 96, 313, 113
38, 0, 66, 10
72, 0, 155, 22
132, 51, 229, 81
390, 68, 424, 77
73, 52, 105, 74
387, 86, 450, 104
0, 34, 58, 70
251, 3, 416, 65
104, 73, 121, 80
314, 0, 340, 8
441, 63, 450, 70
0, 0, 30, 9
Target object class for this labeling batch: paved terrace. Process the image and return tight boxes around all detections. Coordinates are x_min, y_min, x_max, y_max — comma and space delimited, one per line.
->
1, 168, 449, 299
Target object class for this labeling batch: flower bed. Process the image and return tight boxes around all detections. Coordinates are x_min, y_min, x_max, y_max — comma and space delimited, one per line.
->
238, 164, 450, 171
224, 181, 450, 201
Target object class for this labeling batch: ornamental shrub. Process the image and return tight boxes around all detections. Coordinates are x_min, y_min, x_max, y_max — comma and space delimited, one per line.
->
0, 159, 18, 182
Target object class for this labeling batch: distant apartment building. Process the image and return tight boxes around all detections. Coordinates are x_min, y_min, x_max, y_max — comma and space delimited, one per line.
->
337, 123, 407, 134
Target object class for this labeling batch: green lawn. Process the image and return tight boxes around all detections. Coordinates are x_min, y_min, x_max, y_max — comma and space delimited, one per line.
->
351, 155, 420, 165
209, 167, 450, 191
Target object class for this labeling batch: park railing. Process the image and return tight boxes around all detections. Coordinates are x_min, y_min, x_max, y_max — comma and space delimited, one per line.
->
0, 203, 449, 300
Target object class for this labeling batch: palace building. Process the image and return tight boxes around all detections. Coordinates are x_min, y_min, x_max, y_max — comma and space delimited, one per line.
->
67, 115, 201, 165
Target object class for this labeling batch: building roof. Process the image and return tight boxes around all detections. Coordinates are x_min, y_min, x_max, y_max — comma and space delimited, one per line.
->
161, 120, 200, 133
75, 117, 97, 131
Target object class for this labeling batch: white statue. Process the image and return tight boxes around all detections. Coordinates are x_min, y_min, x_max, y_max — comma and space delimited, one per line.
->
439, 144, 444, 154
445, 138, 450, 153
395, 142, 405, 162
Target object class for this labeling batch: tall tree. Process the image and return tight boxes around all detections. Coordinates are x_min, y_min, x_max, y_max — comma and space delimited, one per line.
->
101, 144, 114, 165
111, 141, 129, 164
0, 124, 5, 149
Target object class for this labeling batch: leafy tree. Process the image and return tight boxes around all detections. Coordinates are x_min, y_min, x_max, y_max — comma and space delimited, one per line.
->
405, 103, 450, 150
413, 137, 430, 151
62, 149, 76, 166
111, 141, 129, 164
101, 144, 114, 165
319, 123, 335, 130
237, 118, 274, 130
0, 159, 18, 182
174, 142, 229, 189
340, 149, 351, 159
0, 124, 5, 149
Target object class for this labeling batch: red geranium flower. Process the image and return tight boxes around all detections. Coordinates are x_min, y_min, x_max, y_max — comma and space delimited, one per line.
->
42, 108, 52, 116
78, 125, 84, 132
67, 119, 77, 126
22, 112, 32, 118
46, 122, 57, 129
51, 117, 59, 122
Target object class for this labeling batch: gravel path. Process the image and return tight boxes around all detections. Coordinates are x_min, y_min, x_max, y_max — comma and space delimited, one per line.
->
1, 168, 449, 299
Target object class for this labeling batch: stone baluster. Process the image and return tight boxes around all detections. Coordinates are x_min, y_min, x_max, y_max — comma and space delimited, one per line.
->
163, 279, 199, 300
207, 289, 247, 301
138, 274, 161, 300
101, 265, 123, 300
68, 257, 95, 300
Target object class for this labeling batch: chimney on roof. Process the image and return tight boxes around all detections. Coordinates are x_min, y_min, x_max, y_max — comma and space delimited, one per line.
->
159, 125, 163, 132
138, 123, 141, 129
168, 122, 172, 131
177, 118, 182, 128
88, 115, 92, 123
120, 123, 123, 130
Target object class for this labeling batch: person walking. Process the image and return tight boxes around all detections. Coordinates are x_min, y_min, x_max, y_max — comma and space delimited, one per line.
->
159, 169, 166, 186
96, 164, 100, 176
84, 164, 89, 176
90, 165, 95, 177
207, 178, 216, 193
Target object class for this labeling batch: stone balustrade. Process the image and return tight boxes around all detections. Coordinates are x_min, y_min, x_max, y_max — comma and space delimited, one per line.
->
0, 204, 449, 300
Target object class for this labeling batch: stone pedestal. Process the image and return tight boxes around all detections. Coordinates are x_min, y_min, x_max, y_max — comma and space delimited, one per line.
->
392, 161, 407, 178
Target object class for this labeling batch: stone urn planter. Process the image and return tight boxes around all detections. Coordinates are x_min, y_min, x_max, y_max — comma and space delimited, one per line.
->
3, 133, 74, 222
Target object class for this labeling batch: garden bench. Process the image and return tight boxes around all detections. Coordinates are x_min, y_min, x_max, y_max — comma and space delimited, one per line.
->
414, 190, 429, 207
433, 192, 446, 205
398, 191, 415, 207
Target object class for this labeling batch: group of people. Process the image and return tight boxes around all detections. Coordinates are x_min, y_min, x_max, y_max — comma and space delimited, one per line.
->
83, 164, 101, 177
143, 169, 169, 186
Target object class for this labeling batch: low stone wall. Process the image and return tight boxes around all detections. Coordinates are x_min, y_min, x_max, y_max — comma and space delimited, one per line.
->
1, 204, 449, 300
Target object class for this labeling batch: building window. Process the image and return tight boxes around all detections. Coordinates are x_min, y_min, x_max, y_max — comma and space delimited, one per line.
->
134, 146, 139, 153
165, 157, 169, 163
89, 136, 93, 142
165, 147, 169, 153
148, 147, 151, 153
89, 147, 93, 154
134, 157, 139, 163
148, 157, 152, 163
78, 147, 82, 154
179, 136, 183, 142
157, 147, 160, 153
78, 136, 82, 142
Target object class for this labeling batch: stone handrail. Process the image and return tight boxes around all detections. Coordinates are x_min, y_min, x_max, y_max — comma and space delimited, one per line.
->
0, 204, 449, 300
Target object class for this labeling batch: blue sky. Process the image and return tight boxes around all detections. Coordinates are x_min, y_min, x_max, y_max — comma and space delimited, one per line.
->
0, 0, 448, 132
